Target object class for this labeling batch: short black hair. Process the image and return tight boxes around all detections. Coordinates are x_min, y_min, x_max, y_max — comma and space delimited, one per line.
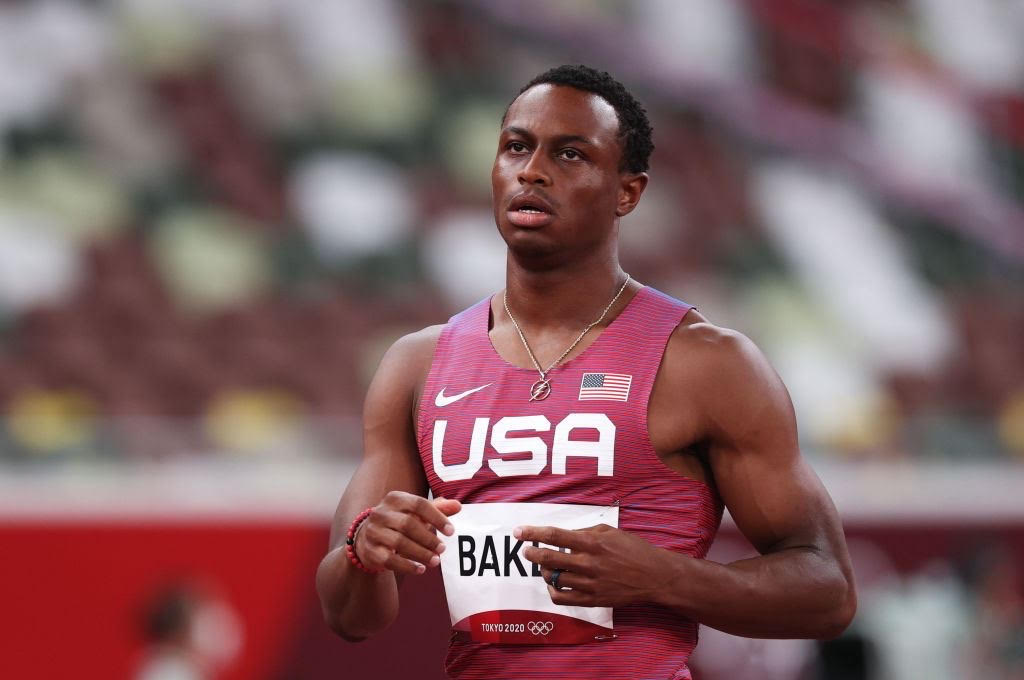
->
512, 65, 654, 174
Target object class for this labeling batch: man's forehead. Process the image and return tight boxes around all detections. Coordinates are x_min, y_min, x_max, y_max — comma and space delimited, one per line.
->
504, 84, 620, 139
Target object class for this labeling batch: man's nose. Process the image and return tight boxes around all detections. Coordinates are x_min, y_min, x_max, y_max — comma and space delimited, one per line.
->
517, 152, 551, 186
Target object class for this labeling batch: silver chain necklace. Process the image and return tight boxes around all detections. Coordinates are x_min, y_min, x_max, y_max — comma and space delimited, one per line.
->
503, 273, 631, 401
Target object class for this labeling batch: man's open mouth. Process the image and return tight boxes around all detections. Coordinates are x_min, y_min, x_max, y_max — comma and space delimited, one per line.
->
507, 194, 556, 228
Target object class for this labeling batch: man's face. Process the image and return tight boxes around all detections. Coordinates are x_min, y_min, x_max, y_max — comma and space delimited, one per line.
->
492, 84, 635, 263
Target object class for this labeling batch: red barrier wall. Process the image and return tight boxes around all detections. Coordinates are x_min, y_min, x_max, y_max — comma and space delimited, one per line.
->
4, 522, 1021, 680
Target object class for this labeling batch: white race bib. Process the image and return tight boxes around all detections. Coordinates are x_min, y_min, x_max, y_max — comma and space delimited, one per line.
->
438, 502, 619, 644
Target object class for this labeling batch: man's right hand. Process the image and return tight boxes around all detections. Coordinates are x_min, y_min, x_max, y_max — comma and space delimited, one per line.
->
353, 493, 461, 575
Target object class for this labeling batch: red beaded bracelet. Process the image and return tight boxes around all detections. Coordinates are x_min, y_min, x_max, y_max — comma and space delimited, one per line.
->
345, 507, 383, 574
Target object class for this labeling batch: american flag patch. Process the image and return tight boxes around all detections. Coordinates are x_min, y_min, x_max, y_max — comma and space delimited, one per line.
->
578, 373, 632, 401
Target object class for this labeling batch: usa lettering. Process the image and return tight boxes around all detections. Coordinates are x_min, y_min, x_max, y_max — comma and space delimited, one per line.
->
432, 413, 615, 482
458, 535, 565, 577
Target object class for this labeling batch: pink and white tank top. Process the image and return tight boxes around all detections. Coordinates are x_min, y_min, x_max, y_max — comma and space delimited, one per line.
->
417, 286, 723, 680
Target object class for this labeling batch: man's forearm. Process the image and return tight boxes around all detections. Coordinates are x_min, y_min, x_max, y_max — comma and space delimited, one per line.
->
315, 546, 400, 641
653, 546, 855, 639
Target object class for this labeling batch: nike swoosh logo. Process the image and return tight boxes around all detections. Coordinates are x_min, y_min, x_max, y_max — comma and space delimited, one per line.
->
435, 383, 493, 407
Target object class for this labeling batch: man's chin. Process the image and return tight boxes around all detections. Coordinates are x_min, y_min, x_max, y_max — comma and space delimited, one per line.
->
499, 228, 557, 260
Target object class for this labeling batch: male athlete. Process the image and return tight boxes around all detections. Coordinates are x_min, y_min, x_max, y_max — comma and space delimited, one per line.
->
316, 65, 856, 679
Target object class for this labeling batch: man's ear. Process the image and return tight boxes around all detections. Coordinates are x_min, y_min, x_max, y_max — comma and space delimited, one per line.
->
615, 172, 649, 217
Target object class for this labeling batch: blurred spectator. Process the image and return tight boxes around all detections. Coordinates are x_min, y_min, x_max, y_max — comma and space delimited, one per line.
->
136, 580, 243, 680
0, 0, 1019, 471
959, 542, 1024, 678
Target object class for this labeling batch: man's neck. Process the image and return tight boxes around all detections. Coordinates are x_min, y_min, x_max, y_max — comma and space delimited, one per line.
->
502, 254, 629, 331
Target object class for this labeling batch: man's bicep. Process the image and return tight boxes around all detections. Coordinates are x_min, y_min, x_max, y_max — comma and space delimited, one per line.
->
714, 440, 842, 556
328, 332, 436, 548
704, 334, 842, 555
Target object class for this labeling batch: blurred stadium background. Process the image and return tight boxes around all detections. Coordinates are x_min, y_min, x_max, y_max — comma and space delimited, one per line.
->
1, 0, 1023, 678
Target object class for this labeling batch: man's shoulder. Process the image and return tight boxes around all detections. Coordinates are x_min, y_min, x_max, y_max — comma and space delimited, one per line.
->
367, 325, 447, 425
662, 311, 778, 392
669, 310, 757, 360
655, 311, 792, 446
385, 324, 446, 371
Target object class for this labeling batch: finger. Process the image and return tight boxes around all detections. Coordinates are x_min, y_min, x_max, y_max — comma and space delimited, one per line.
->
432, 496, 462, 517
379, 509, 446, 553
387, 529, 443, 567
355, 542, 408, 574
357, 519, 428, 569
379, 491, 455, 536
523, 546, 592, 574
547, 584, 594, 607
403, 495, 457, 536
514, 525, 589, 550
540, 568, 596, 594
382, 551, 428, 576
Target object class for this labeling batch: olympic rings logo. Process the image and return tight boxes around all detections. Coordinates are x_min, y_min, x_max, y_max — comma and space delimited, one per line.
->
527, 621, 554, 636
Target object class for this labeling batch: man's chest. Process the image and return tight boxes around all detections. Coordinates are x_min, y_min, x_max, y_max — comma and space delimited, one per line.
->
416, 372, 710, 489
426, 407, 619, 484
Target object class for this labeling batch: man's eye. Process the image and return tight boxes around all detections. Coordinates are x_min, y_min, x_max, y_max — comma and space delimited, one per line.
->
507, 142, 527, 153
560, 149, 581, 160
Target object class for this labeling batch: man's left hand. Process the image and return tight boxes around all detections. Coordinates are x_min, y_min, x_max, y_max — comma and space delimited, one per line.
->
514, 524, 675, 608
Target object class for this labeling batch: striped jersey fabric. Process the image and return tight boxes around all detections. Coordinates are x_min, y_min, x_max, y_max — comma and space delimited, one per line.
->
416, 286, 724, 680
